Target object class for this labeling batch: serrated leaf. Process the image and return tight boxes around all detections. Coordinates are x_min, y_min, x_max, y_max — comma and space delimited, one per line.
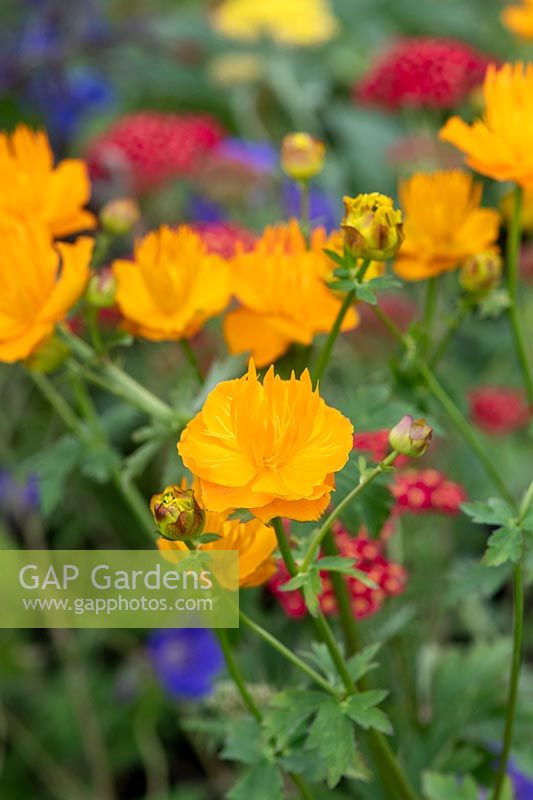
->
327, 278, 358, 292
264, 690, 324, 748
422, 772, 479, 800
306, 700, 356, 788
303, 576, 320, 617
462, 498, 515, 527
347, 644, 381, 683
278, 573, 308, 592
354, 283, 377, 304
483, 525, 523, 566
323, 248, 347, 268
221, 718, 263, 766
344, 691, 392, 734
317, 556, 378, 588
227, 761, 283, 800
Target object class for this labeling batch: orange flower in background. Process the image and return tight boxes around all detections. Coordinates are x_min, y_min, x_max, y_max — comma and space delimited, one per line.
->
394, 170, 500, 281
113, 225, 231, 341
178, 360, 354, 522
223, 221, 358, 367
0, 125, 96, 238
440, 64, 533, 187
502, 0, 533, 38
0, 224, 93, 363
158, 499, 277, 588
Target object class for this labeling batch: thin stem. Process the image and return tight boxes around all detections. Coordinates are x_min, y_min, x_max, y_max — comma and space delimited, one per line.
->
180, 339, 204, 385
216, 629, 262, 721
429, 300, 472, 368
321, 530, 361, 660
238, 610, 340, 697
312, 289, 355, 387
28, 370, 85, 434
507, 185, 533, 404
369, 304, 516, 504
422, 277, 437, 355
301, 451, 399, 571
490, 565, 524, 800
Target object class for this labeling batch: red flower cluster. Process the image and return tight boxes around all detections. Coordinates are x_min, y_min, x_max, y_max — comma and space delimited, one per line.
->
269, 523, 407, 621
355, 37, 493, 110
391, 469, 466, 514
469, 387, 531, 435
87, 112, 224, 190
353, 429, 409, 467
191, 222, 257, 259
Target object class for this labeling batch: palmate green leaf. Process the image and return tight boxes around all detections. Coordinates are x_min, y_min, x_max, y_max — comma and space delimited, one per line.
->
227, 761, 283, 800
343, 691, 392, 735
316, 556, 378, 588
347, 644, 381, 683
264, 690, 325, 748
462, 498, 515, 527
422, 772, 479, 800
483, 524, 523, 566
306, 699, 357, 788
221, 717, 264, 766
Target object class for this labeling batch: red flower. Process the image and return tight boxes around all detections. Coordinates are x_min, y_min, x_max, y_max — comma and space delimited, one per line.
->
391, 469, 466, 514
355, 38, 493, 111
353, 429, 409, 467
269, 522, 407, 621
469, 387, 531, 435
87, 112, 224, 191
190, 222, 257, 259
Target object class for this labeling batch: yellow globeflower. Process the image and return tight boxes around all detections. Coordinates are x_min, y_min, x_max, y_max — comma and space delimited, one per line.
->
0, 125, 96, 238
178, 360, 354, 523
502, 0, 533, 38
211, 0, 338, 46
440, 64, 533, 188
0, 223, 93, 363
223, 221, 358, 367
394, 170, 500, 281
113, 225, 231, 341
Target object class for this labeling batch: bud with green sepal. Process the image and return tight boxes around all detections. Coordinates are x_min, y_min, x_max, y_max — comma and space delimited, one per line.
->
281, 132, 325, 182
150, 485, 206, 542
342, 193, 404, 261
389, 415, 433, 457
460, 250, 502, 295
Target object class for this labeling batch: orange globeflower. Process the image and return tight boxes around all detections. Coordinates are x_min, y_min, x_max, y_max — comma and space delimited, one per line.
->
0, 224, 93, 363
178, 360, 354, 522
0, 125, 96, 238
440, 64, 533, 188
158, 496, 277, 588
223, 221, 358, 367
113, 225, 231, 341
502, 0, 533, 38
394, 170, 500, 281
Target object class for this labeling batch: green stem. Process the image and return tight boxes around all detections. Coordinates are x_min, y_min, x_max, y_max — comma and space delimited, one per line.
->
321, 530, 361, 660
507, 185, 533, 404
271, 518, 418, 800
422, 277, 437, 354
59, 327, 176, 424
301, 451, 399, 572
28, 370, 85, 434
369, 304, 515, 504
238, 610, 339, 697
312, 258, 371, 387
180, 339, 204, 385
490, 565, 524, 800
429, 300, 472, 368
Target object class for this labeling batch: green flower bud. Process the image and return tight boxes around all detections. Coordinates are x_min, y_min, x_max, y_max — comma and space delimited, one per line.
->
150, 485, 206, 542
460, 251, 502, 294
86, 268, 117, 309
100, 198, 140, 236
342, 193, 404, 261
389, 415, 432, 458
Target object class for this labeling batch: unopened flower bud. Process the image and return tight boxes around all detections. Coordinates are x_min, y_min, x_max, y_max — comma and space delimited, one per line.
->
460, 251, 502, 294
389, 415, 432, 458
86, 268, 117, 308
150, 485, 206, 542
342, 193, 404, 260
281, 132, 326, 181
100, 198, 140, 235
25, 334, 70, 374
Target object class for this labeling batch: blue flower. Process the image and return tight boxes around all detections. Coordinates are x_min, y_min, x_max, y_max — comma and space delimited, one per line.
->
282, 182, 340, 231
148, 629, 224, 701
215, 138, 277, 174
0, 471, 40, 519
508, 759, 533, 800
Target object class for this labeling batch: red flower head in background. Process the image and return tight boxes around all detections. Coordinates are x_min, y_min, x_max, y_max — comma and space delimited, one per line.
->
191, 221, 257, 259
87, 112, 224, 191
469, 387, 531, 435
355, 38, 493, 111
391, 469, 466, 515
269, 522, 407, 621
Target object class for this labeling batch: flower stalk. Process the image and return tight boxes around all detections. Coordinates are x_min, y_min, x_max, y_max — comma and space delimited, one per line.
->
507, 184, 533, 405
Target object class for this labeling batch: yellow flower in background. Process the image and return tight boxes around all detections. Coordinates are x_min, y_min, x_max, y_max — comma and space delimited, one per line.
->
211, 0, 338, 46
281, 133, 326, 181
394, 170, 500, 281
0, 125, 96, 238
157, 495, 277, 588
502, 0, 533, 38
208, 52, 262, 86
113, 225, 231, 341
500, 186, 533, 232
440, 64, 533, 188
223, 221, 358, 367
0, 223, 93, 363
178, 360, 354, 523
